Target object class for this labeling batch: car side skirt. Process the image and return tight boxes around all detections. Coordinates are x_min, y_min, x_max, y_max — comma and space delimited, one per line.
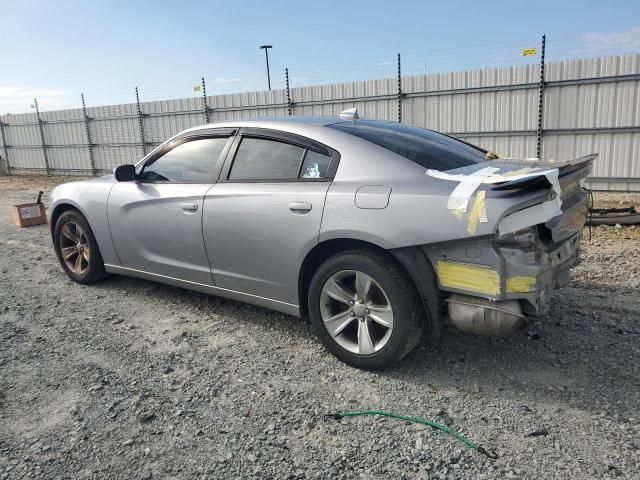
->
104, 264, 301, 317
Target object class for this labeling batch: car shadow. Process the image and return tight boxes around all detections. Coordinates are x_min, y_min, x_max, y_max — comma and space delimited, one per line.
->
93, 273, 318, 340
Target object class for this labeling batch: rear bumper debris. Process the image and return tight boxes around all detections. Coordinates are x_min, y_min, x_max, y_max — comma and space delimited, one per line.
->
424, 229, 582, 319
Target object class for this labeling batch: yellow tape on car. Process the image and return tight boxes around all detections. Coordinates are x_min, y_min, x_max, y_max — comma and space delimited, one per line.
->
436, 260, 501, 295
451, 208, 464, 220
466, 191, 487, 235
506, 276, 537, 293
498, 167, 537, 178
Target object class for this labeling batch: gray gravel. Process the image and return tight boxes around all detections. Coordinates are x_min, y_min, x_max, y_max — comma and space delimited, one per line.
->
1, 177, 639, 480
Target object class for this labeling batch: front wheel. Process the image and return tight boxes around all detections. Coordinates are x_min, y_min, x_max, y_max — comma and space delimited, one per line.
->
53, 209, 106, 284
308, 249, 424, 369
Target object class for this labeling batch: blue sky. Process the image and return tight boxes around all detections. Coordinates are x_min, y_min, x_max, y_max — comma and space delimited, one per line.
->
2, 0, 640, 114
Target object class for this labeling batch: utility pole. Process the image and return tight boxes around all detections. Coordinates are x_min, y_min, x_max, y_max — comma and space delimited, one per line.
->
259, 45, 273, 90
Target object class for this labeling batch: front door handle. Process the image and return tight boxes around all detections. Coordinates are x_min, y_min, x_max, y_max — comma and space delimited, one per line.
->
288, 201, 312, 213
181, 202, 198, 212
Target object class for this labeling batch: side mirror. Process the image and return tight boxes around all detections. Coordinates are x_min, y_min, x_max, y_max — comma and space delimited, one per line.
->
114, 164, 136, 182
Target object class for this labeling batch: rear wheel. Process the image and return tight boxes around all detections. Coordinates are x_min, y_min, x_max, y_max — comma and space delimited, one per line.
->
308, 249, 424, 369
54, 210, 106, 284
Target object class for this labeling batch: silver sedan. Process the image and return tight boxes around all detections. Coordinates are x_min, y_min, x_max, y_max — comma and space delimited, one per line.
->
50, 112, 595, 369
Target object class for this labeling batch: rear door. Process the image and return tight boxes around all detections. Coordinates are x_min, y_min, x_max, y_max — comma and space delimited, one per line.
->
202, 128, 339, 305
107, 129, 235, 285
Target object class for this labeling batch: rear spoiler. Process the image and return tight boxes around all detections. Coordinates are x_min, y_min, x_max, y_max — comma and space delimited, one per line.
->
491, 154, 596, 192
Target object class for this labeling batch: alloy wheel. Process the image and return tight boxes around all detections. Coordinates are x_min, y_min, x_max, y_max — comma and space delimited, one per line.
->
59, 221, 90, 275
319, 270, 394, 355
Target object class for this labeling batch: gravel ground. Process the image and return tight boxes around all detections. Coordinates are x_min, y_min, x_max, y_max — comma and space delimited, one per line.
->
0, 176, 639, 480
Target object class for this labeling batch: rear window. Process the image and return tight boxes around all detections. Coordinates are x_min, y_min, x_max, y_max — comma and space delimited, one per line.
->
229, 137, 304, 180
329, 120, 487, 171
228, 136, 333, 181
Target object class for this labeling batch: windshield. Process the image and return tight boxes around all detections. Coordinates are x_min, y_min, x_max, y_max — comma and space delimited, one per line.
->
329, 120, 487, 171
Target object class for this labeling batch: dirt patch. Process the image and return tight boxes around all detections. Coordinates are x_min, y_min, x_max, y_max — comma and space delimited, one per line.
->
591, 191, 640, 210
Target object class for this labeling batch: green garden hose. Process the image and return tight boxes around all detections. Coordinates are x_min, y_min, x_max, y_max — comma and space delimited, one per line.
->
325, 410, 498, 459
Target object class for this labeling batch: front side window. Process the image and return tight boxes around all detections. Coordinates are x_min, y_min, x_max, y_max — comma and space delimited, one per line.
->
228, 137, 332, 181
329, 120, 487, 171
141, 137, 229, 182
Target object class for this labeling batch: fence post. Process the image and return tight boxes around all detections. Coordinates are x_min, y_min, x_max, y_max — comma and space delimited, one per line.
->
34, 98, 50, 175
285, 68, 292, 115
536, 34, 546, 160
135, 87, 147, 156
0, 119, 10, 175
397, 53, 402, 123
81, 94, 97, 176
201, 77, 210, 124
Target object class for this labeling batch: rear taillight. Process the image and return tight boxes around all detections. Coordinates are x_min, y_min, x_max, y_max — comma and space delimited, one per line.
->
494, 226, 538, 247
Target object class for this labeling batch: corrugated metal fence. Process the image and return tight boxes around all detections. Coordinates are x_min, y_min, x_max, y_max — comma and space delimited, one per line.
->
1, 53, 639, 190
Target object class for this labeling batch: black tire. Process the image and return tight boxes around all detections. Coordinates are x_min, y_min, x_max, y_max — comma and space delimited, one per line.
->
308, 248, 424, 370
53, 209, 107, 284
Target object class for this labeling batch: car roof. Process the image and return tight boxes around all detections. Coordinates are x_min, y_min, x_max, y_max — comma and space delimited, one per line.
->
187, 115, 348, 130
179, 116, 407, 143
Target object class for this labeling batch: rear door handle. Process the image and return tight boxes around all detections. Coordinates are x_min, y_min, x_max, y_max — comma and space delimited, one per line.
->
181, 202, 198, 212
288, 201, 312, 213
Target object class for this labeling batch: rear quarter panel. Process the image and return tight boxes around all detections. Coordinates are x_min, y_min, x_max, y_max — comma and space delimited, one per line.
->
320, 142, 545, 249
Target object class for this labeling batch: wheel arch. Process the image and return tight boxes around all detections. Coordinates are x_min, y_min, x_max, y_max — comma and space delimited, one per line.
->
50, 201, 86, 237
298, 238, 387, 318
51, 201, 108, 283
389, 246, 442, 341
50, 202, 113, 266
298, 239, 442, 339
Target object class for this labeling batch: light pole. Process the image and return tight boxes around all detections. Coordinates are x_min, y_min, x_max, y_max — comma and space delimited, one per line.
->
259, 45, 272, 90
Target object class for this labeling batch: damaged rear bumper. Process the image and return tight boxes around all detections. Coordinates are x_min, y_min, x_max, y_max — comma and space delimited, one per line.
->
423, 229, 582, 335
416, 155, 593, 336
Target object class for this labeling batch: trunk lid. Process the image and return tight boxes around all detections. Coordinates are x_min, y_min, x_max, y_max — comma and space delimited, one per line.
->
488, 155, 596, 242
439, 154, 596, 241
488, 154, 596, 195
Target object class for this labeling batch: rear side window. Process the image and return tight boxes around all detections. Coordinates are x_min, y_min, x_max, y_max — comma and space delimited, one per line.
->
142, 137, 228, 182
329, 120, 487, 171
300, 150, 331, 179
228, 137, 332, 181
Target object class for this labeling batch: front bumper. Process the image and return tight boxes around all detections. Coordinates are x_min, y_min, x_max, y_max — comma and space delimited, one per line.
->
424, 229, 582, 316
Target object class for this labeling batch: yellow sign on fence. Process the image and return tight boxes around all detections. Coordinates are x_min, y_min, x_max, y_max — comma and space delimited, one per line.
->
521, 48, 537, 57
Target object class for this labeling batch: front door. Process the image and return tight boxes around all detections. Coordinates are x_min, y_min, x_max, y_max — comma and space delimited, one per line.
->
202, 131, 337, 305
108, 134, 233, 285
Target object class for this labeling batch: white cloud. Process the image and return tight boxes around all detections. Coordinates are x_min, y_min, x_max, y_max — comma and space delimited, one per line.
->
581, 26, 640, 55
0, 86, 75, 115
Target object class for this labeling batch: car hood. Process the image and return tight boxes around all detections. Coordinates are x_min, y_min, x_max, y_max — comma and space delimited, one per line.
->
85, 174, 116, 183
